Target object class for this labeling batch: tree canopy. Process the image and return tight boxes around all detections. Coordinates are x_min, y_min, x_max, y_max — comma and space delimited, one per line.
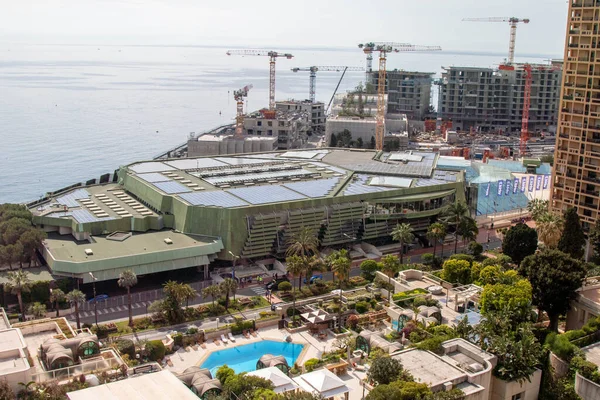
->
502, 223, 538, 265
519, 249, 587, 331
0, 204, 46, 269
367, 356, 405, 385
557, 207, 586, 259
440, 259, 471, 284
360, 259, 380, 282
480, 279, 533, 325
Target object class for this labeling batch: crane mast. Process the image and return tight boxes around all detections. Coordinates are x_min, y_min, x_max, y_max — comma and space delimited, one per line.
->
462, 17, 530, 65
358, 42, 442, 151
520, 64, 532, 156
233, 84, 253, 138
226, 49, 294, 110
291, 66, 364, 103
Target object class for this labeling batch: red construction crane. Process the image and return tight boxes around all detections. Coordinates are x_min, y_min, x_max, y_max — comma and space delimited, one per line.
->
520, 64, 532, 156
233, 84, 253, 138
358, 42, 442, 151
226, 49, 294, 110
462, 17, 530, 65
291, 66, 364, 103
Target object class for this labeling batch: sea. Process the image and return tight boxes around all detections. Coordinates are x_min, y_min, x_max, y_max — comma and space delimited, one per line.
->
0, 43, 556, 203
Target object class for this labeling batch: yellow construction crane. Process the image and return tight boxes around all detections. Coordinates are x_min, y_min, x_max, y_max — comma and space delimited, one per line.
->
226, 49, 294, 110
291, 66, 364, 103
358, 42, 442, 151
462, 17, 530, 65
233, 84, 253, 138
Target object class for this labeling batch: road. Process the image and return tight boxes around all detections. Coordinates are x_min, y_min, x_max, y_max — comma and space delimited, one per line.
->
66, 237, 502, 326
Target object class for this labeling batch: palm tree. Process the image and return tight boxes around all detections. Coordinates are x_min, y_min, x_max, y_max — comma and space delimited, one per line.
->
4, 270, 32, 317
391, 223, 414, 264
202, 285, 222, 306
536, 212, 563, 248
442, 201, 469, 254
286, 255, 305, 325
527, 199, 549, 222
381, 254, 401, 302
457, 216, 479, 246
286, 227, 319, 258
182, 284, 198, 307
28, 302, 46, 319
304, 255, 326, 284
427, 222, 446, 258
118, 270, 138, 327
49, 288, 65, 318
219, 278, 238, 310
331, 252, 351, 328
66, 290, 86, 329
326, 249, 350, 283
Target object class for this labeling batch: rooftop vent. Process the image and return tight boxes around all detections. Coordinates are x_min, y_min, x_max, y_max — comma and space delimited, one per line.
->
164, 238, 173, 245
443, 382, 453, 392
466, 363, 484, 373
84, 249, 93, 256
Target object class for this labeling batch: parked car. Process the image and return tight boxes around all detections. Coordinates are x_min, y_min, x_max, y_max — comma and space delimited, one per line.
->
88, 294, 109, 303
266, 277, 290, 291
304, 274, 323, 284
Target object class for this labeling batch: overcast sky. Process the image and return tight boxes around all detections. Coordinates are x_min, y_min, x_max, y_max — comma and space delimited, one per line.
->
1, 0, 569, 57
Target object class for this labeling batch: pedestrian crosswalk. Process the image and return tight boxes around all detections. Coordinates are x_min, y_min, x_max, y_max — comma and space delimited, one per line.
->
72, 302, 149, 319
251, 287, 266, 296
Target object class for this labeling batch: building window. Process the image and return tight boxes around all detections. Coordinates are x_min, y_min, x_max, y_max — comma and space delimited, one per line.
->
268, 121, 273, 127
257, 121, 262, 126
511, 393, 524, 400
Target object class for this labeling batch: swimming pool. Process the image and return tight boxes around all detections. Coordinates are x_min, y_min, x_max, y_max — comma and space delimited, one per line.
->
200, 340, 305, 375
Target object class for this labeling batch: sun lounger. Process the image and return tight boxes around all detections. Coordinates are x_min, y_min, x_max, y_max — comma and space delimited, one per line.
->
213, 338, 221, 346
228, 333, 236, 342
185, 346, 191, 352
250, 329, 258, 337
193, 344, 199, 351
221, 334, 229, 344
166, 357, 173, 367
243, 330, 250, 339
201, 342, 207, 349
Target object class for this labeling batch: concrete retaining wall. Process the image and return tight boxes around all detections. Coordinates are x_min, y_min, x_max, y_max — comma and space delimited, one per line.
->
575, 372, 600, 400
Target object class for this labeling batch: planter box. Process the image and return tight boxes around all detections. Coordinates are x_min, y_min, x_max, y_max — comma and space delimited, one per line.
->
330, 329, 351, 339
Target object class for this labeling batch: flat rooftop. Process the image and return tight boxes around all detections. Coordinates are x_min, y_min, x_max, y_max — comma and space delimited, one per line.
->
66, 370, 200, 400
121, 149, 460, 209
0, 328, 29, 375
44, 230, 219, 263
393, 349, 465, 386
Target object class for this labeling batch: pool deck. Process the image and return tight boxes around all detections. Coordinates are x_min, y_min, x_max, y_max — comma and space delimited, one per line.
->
165, 326, 368, 399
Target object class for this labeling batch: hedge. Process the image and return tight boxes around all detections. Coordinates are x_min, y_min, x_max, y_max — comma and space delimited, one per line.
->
392, 288, 429, 302
115, 339, 135, 358
145, 340, 166, 361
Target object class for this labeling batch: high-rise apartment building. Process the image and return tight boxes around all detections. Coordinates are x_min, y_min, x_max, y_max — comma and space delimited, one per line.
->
370, 70, 435, 120
438, 64, 562, 133
552, 0, 600, 228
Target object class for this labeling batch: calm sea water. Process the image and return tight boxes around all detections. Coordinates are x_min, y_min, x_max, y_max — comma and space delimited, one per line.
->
0, 44, 553, 203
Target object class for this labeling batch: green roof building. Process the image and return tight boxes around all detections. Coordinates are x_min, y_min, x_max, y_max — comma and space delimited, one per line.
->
29, 149, 465, 282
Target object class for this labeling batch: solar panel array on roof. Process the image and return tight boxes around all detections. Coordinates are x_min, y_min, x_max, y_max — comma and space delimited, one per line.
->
136, 172, 171, 183
56, 189, 90, 208
165, 158, 228, 170
205, 169, 314, 185
283, 177, 341, 198
388, 153, 423, 162
152, 181, 192, 194
227, 185, 306, 205
344, 162, 433, 177
414, 178, 447, 187
344, 175, 403, 196
130, 162, 176, 173
308, 162, 348, 175
179, 191, 248, 207
60, 209, 115, 223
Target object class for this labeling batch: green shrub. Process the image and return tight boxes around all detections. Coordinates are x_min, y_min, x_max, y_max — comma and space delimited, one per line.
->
231, 319, 254, 335
278, 281, 292, 292
355, 301, 369, 314
216, 365, 235, 384
415, 335, 449, 355
115, 339, 135, 358
172, 334, 183, 347
546, 333, 578, 361
392, 288, 429, 302
186, 327, 198, 335
286, 307, 300, 317
413, 296, 428, 307
145, 340, 166, 361
304, 358, 321, 372
449, 254, 474, 265
347, 301, 356, 310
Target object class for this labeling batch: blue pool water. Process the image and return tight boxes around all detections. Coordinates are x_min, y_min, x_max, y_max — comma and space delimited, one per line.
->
200, 340, 305, 375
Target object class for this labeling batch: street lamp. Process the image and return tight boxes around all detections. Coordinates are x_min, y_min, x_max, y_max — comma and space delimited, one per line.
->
88, 272, 98, 329
227, 251, 239, 281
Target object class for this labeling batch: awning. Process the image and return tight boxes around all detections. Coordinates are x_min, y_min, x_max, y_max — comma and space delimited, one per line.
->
373, 189, 456, 203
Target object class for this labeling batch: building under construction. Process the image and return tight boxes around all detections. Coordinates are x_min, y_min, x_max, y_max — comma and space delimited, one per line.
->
370, 70, 435, 120
438, 62, 562, 133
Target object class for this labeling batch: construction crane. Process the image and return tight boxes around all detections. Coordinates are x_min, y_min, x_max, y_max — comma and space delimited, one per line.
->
291, 66, 364, 103
233, 84, 253, 138
520, 64, 532, 156
462, 17, 530, 65
226, 49, 294, 110
358, 42, 442, 151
